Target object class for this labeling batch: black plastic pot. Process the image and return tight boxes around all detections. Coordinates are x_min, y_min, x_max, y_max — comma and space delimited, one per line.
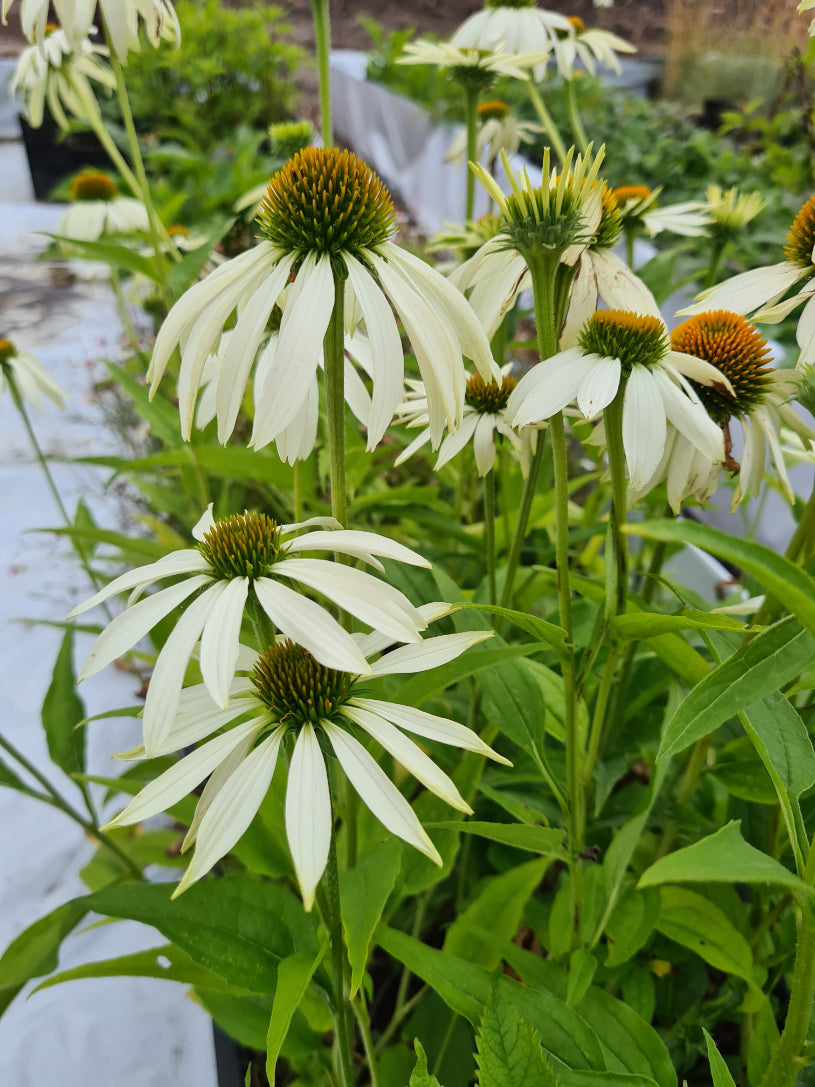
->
19, 113, 116, 200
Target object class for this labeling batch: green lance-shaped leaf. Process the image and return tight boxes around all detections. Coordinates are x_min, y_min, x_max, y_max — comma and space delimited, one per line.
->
339, 840, 401, 997
703, 1029, 738, 1087
639, 821, 812, 901
31, 943, 233, 994
84, 875, 317, 993
0, 899, 89, 1017
409, 1039, 445, 1087
42, 628, 86, 779
266, 941, 328, 1085
623, 520, 815, 637
658, 617, 815, 760
655, 887, 754, 983
611, 609, 758, 639
428, 821, 567, 858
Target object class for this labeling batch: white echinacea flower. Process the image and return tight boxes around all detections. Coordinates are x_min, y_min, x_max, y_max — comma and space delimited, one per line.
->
657, 311, 815, 509
3, 0, 179, 59
148, 147, 497, 451
104, 627, 509, 908
58, 170, 149, 241
11, 25, 115, 130
396, 369, 536, 477
612, 184, 711, 240
508, 309, 729, 489
445, 99, 540, 168
678, 193, 815, 369
450, 1, 574, 78
550, 15, 636, 79
396, 39, 553, 84
69, 505, 434, 753
0, 337, 66, 412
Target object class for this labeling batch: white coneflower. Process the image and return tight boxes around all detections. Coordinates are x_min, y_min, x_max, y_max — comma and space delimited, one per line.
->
57, 170, 149, 241
678, 193, 815, 368
705, 185, 765, 236
0, 338, 66, 412
450, 1, 574, 80
445, 99, 540, 168
452, 144, 606, 337
508, 309, 729, 489
612, 184, 711, 239
69, 505, 434, 753
397, 39, 553, 84
551, 15, 636, 79
10, 25, 115, 130
105, 629, 508, 908
2, 0, 179, 58
663, 311, 815, 509
148, 148, 497, 451
396, 370, 536, 477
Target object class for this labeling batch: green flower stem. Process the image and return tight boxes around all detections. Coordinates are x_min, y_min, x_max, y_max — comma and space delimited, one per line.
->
374, 984, 429, 1054
109, 267, 141, 352
325, 273, 348, 529
527, 82, 568, 164
0, 732, 142, 880
490, 313, 507, 369
311, 0, 333, 146
484, 468, 497, 607
464, 84, 479, 221
499, 438, 543, 610
758, 904, 815, 1087
498, 442, 511, 553
7, 374, 113, 621
603, 390, 629, 617
704, 237, 727, 290
655, 735, 711, 860
563, 79, 588, 154
624, 226, 636, 270
352, 994, 379, 1087
321, 831, 355, 1087
582, 643, 621, 792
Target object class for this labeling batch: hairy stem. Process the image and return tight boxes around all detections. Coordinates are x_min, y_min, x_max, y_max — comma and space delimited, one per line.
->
311, 0, 333, 146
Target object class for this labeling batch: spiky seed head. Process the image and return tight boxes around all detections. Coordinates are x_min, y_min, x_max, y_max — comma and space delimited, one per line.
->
251, 641, 355, 728
69, 170, 119, 203
579, 310, 668, 373
197, 511, 283, 580
465, 373, 517, 413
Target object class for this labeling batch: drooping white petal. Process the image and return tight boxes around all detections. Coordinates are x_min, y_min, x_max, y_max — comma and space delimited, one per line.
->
668, 350, 735, 393
77, 574, 212, 683
68, 549, 208, 618
343, 254, 405, 447
559, 253, 597, 349
745, 414, 766, 498
755, 404, 794, 503
286, 724, 332, 911
215, 257, 292, 443
590, 249, 661, 317
105, 718, 264, 829
284, 530, 429, 568
354, 602, 455, 658
143, 581, 230, 755
472, 414, 499, 476
124, 699, 260, 761
435, 414, 479, 469
370, 630, 493, 676
181, 728, 259, 851
342, 704, 471, 812
192, 503, 216, 541
351, 697, 511, 764
253, 576, 371, 674
676, 262, 805, 317
508, 349, 597, 426
796, 292, 815, 369
322, 722, 441, 864
463, 249, 529, 340
273, 559, 426, 644
198, 576, 250, 709
279, 515, 342, 536
576, 355, 622, 418
622, 366, 667, 490
655, 366, 724, 463
173, 728, 285, 897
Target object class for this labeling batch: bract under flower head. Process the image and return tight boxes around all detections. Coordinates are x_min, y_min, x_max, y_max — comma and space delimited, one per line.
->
706, 185, 764, 235
257, 147, 396, 266
104, 624, 507, 909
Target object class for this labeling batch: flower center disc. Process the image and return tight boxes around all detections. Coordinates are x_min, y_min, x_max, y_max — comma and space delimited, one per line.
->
465, 373, 516, 412
70, 171, 119, 203
256, 147, 397, 257
613, 185, 652, 205
595, 184, 622, 249
670, 311, 773, 422
198, 511, 282, 579
579, 310, 668, 373
251, 641, 354, 727
477, 99, 510, 121
784, 195, 815, 270
0, 338, 16, 364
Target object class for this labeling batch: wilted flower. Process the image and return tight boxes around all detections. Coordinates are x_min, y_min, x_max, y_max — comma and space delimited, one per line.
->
10, 25, 114, 129
69, 505, 434, 753
0, 337, 66, 412
149, 148, 497, 450
105, 627, 507, 907
508, 309, 728, 489
2, 0, 180, 59
58, 170, 149, 240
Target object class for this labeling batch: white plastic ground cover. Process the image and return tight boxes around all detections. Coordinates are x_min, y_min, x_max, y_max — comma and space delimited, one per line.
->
0, 157, 218, 1087
329, 49, 815, 573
